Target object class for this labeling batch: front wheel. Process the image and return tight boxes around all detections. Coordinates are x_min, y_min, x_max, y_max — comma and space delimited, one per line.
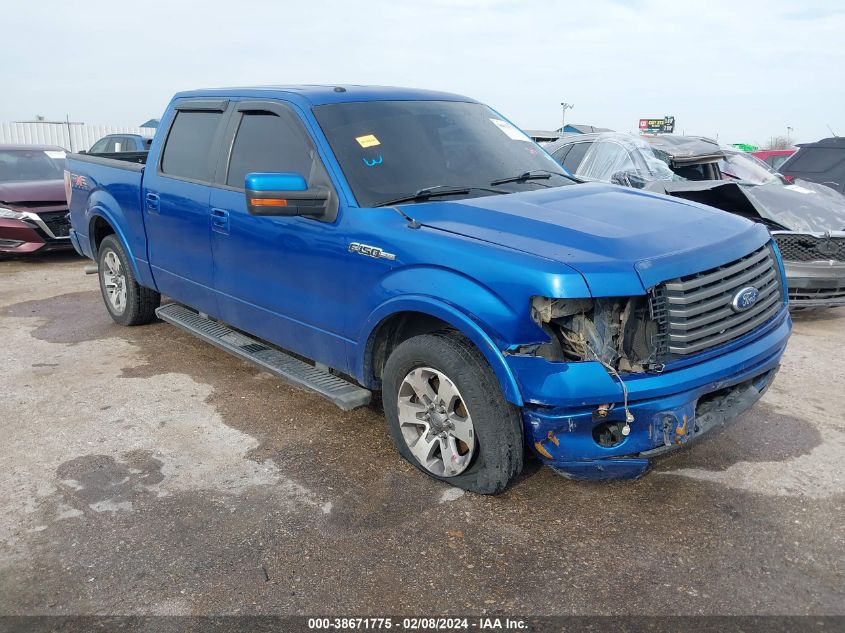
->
383, 331, 523, 495
97, 235, 160, 326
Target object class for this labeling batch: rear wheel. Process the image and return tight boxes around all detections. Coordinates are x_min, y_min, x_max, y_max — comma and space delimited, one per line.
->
97, 235, 160, 326
383, 331, 523, 494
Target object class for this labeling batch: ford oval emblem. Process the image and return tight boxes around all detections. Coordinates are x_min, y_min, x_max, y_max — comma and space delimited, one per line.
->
731, 286, 759, 313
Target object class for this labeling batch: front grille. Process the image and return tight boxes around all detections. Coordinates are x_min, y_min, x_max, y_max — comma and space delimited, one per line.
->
774, 233, 845, 262
650, 244, 784, 357
39, 211, 71, 238
789, 287, 845, 303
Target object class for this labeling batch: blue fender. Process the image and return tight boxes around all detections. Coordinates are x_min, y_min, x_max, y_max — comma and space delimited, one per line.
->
86, 207, 142, 278
355, 294, 524, 406
85, 195, 157, 290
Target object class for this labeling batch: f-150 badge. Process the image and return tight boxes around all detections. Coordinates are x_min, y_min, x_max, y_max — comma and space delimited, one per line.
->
349, 242, 396, 261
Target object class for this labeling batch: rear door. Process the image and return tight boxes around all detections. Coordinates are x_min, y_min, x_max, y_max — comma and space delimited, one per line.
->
143, 99, 230, 315
208, 99, 349, 370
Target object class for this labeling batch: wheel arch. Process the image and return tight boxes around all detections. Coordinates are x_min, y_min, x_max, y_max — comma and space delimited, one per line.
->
86, 210, 143, 280
88, 214, 116, 256
358, 296, 523, 406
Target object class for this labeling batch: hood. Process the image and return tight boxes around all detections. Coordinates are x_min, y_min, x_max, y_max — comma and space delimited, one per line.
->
743, 180, 845, 232
646, 179, 845, 233
399, 183, 769, 296
0, 179, 66, 206
644, 135, 724, 164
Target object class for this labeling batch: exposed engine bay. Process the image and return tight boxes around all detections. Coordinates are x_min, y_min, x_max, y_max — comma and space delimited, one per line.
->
523, 296, 662, 373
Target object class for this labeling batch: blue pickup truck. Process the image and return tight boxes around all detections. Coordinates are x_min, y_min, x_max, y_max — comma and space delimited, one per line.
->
66, 86, 792, 493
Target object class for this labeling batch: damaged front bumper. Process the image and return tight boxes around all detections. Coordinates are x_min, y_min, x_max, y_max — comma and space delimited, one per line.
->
508, 308, 791, 480
783, 260, 845, 308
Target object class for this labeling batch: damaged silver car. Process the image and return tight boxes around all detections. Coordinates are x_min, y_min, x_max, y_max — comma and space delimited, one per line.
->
547, 133, 845, 308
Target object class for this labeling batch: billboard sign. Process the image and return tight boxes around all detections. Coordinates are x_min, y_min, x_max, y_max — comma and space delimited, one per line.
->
638, 116, 675, 134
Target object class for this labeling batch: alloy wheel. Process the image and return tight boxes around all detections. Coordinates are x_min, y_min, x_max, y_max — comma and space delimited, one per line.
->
396, 366, 476, 477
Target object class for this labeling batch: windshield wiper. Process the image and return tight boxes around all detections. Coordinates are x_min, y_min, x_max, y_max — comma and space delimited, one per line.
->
376, 185, 507, 207
490, 169, 571, 186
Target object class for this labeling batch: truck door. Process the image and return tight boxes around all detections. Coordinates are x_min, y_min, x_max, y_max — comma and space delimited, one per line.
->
143, 100, 229, 316
208, 100, 350, 372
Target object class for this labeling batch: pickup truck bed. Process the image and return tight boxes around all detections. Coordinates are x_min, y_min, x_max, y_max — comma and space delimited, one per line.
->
77, 151, 148, 165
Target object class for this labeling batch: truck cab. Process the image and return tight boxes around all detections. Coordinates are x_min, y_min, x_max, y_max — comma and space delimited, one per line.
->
66, 86, 792, 493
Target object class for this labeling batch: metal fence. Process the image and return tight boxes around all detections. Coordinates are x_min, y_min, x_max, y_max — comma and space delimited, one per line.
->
0, 121, 157, 153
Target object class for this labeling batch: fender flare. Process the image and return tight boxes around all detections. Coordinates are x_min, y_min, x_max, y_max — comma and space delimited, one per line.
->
357, 295, 524, 406
86, 206, 143, 280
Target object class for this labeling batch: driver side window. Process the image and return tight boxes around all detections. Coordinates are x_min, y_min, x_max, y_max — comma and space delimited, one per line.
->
226, 111, 317, 189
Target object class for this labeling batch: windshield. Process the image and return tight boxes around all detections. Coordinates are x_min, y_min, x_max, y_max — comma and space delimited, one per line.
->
0, 149, 66, 183
719, 151, 782, 185
312, 100, 571, 207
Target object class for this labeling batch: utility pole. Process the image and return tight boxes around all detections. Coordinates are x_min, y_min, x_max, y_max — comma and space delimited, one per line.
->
560, 102, 574, 133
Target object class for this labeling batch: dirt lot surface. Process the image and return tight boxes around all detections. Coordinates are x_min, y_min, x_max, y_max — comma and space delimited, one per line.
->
1, 253, 843, 616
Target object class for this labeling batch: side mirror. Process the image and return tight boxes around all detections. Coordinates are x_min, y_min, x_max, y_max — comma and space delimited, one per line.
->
245, 172, 330, 217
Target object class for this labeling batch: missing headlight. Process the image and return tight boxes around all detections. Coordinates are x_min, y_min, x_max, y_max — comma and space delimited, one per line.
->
527, 296, 661, 372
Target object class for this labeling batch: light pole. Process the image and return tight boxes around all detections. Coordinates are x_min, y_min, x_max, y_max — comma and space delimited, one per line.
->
787, 126, 793, 146
560, 102, 574, 133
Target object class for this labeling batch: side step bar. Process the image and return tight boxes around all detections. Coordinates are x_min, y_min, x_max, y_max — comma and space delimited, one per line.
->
155, 303, 371, 411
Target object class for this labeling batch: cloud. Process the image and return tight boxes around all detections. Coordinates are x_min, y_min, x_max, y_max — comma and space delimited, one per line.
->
3, 0, 843, 144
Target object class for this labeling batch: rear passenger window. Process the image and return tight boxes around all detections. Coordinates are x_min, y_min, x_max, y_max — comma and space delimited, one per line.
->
562, 142, 591, 173
786, 148, 842, 173
551, 144, 572, 164
226, 111, 315, 188
161, 111, 224, 182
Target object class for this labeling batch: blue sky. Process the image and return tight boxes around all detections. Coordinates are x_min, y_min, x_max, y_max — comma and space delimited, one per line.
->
3, 0, 843, 145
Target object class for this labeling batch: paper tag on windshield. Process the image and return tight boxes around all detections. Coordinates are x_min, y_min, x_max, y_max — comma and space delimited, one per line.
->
44, 150, 66, 159
355, 134, 381, 148
785, 184, 812, 194
489, 118, 531, 142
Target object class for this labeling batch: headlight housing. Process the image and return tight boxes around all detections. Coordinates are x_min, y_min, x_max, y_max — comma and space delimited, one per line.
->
528, 296, 662, 372
0, 207, 27, 220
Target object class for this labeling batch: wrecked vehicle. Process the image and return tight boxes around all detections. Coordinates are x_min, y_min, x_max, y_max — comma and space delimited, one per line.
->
66, 86, 790, 491
548, 132, 845, 308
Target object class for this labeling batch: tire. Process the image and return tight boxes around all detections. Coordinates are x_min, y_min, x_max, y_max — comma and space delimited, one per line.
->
97, 234, 160, 326
383, 331, 523, 495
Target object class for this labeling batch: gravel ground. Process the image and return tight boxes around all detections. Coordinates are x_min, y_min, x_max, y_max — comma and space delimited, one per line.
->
0, 252, 843, 616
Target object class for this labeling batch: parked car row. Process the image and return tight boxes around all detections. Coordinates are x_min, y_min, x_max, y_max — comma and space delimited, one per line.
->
545, 133, 845, 308
0, 86, 840, 491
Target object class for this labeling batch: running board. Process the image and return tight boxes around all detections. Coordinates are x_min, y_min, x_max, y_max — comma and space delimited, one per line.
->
155, 303, 371, 411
